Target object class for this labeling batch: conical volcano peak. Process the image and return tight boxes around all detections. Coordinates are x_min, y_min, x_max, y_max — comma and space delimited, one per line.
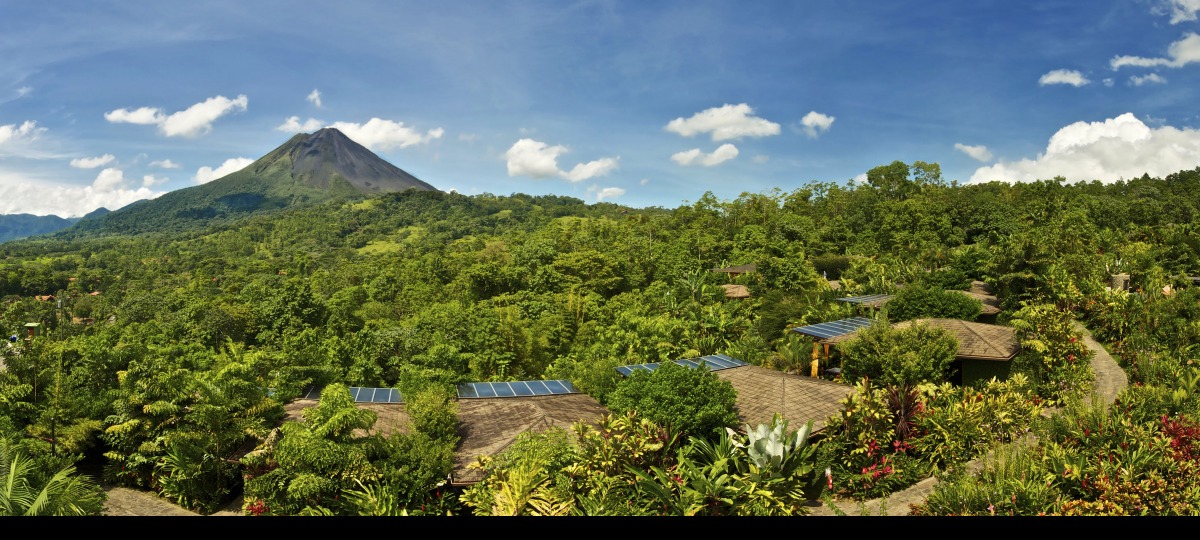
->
279, 127, 436, 193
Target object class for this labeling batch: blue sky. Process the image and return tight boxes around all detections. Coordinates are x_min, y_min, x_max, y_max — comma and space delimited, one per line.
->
2, 1, 1200, 217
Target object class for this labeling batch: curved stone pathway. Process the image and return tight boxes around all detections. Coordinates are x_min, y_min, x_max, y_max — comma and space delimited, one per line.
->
810, 320, 1127, 516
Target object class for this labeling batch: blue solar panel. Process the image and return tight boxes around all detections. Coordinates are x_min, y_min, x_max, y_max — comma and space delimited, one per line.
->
303, 386, 321, 400
457, 383, 478, 399
455, 379, 579, 399
492, 382, 516, 397
792, 317, 874, 339
615, 355, 749, 376
475, 383, 497, 398
511, 381, 534, 396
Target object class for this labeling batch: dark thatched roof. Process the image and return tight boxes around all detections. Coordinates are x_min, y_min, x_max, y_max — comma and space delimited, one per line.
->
714, 365, 853, 433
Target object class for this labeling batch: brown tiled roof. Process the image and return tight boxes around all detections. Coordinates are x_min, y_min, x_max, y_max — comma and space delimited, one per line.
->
715, 365, 853, 433
451, 394, 609, 485
823, 318, 1019, 361
721, 284, 751, 298
895, 318, 1019, 361
281, 393, 608, 486
955, 290, 1001, 315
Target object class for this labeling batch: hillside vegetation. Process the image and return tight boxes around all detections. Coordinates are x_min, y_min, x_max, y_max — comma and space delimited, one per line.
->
3, 161, 1200, 515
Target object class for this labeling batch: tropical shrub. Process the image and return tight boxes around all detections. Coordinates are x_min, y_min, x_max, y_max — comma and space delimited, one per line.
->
606, 360, 739, 439
838, 319, 958, 387
885, 283, 981, 322
1008, 303, 1093, 404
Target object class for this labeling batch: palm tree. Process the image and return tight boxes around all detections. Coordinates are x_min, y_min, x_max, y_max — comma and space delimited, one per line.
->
0, 438, 105, 516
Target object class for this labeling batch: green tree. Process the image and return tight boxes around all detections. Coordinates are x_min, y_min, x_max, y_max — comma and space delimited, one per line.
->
607, 361, 739, 439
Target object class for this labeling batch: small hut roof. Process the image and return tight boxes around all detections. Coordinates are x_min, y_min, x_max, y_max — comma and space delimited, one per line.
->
715, 365, 853, 433
955, 290, 1001, 315
451, 394, 609, 485
721, 284, 751, 299
836, 293, 894, 308
819, 318, 1019, 361
712, 263, 757, 274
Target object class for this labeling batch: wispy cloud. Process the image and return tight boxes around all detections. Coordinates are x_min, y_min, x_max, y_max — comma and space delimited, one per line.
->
276, 116, 325, 133
671, 144, 739, 167
330, 118, 444, 150
194, 157, 253, 184
307, 89, 322, 107
1110, 32, 1200, 69
504, 138, 619, 182
1156, 0, 1200, 24
149, 159, 181, 169
104, 94, 249, 137
1038, 69, 1090, 87
969, 113, 1200, 184
1130, 73, 1167, 86
69, 154, 116, 168
954, 143, 993, 162
665, 103, 780, 141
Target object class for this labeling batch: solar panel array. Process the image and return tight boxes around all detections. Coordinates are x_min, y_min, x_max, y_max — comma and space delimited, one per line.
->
456, 379, 578, 399
836, 293, 895, 305
791, 317, 875, 340
615, 354, 749, 376
301, 385, 404, 403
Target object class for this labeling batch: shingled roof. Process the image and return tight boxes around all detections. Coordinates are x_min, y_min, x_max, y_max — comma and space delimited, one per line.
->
821, 318, 1019, 361
451, 394, 609, 485
714, 365, 853, 433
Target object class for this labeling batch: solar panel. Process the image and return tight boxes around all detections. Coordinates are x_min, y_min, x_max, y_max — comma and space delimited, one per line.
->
511, 381, 534, 396
303, 386, 322, 400
836, 294, 894, 305
792, 317, 874, 339
615, 355, 750, 376
492, 382, 516, 397
455, 379, 579, 399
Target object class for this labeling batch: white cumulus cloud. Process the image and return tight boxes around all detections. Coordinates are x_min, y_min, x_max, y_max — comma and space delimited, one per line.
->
1039, 69, 1090, 87
591, 186, 626, 201
329, 118, 444, 151
671, 144, 739, 167
1111, 32, 1200, 69
69, 154, 116, 169
105, 95, 248, 138
968, 113, 1200, 184
504, 138, 619, 182
954, 143, 994, 162
0, 121, 45, 145
1131, 73, 1168, 86
150, 159, 181, 169
276, 116, 325, 133
799, 111, 836, 138
307, 89, 322, 107
0, 167, 164, 217
194, 157, 253, 184
665, 103, 780, 141
103, 106, 164, 125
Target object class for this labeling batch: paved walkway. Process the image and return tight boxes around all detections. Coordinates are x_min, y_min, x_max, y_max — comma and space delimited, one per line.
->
810, 320, 1127, 516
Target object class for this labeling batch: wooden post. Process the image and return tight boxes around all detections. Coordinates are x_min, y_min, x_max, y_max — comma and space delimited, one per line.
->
811, 341, 820, 378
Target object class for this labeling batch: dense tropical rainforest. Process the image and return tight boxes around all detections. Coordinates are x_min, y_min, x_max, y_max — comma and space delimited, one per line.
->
4, 160, 1200, 516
